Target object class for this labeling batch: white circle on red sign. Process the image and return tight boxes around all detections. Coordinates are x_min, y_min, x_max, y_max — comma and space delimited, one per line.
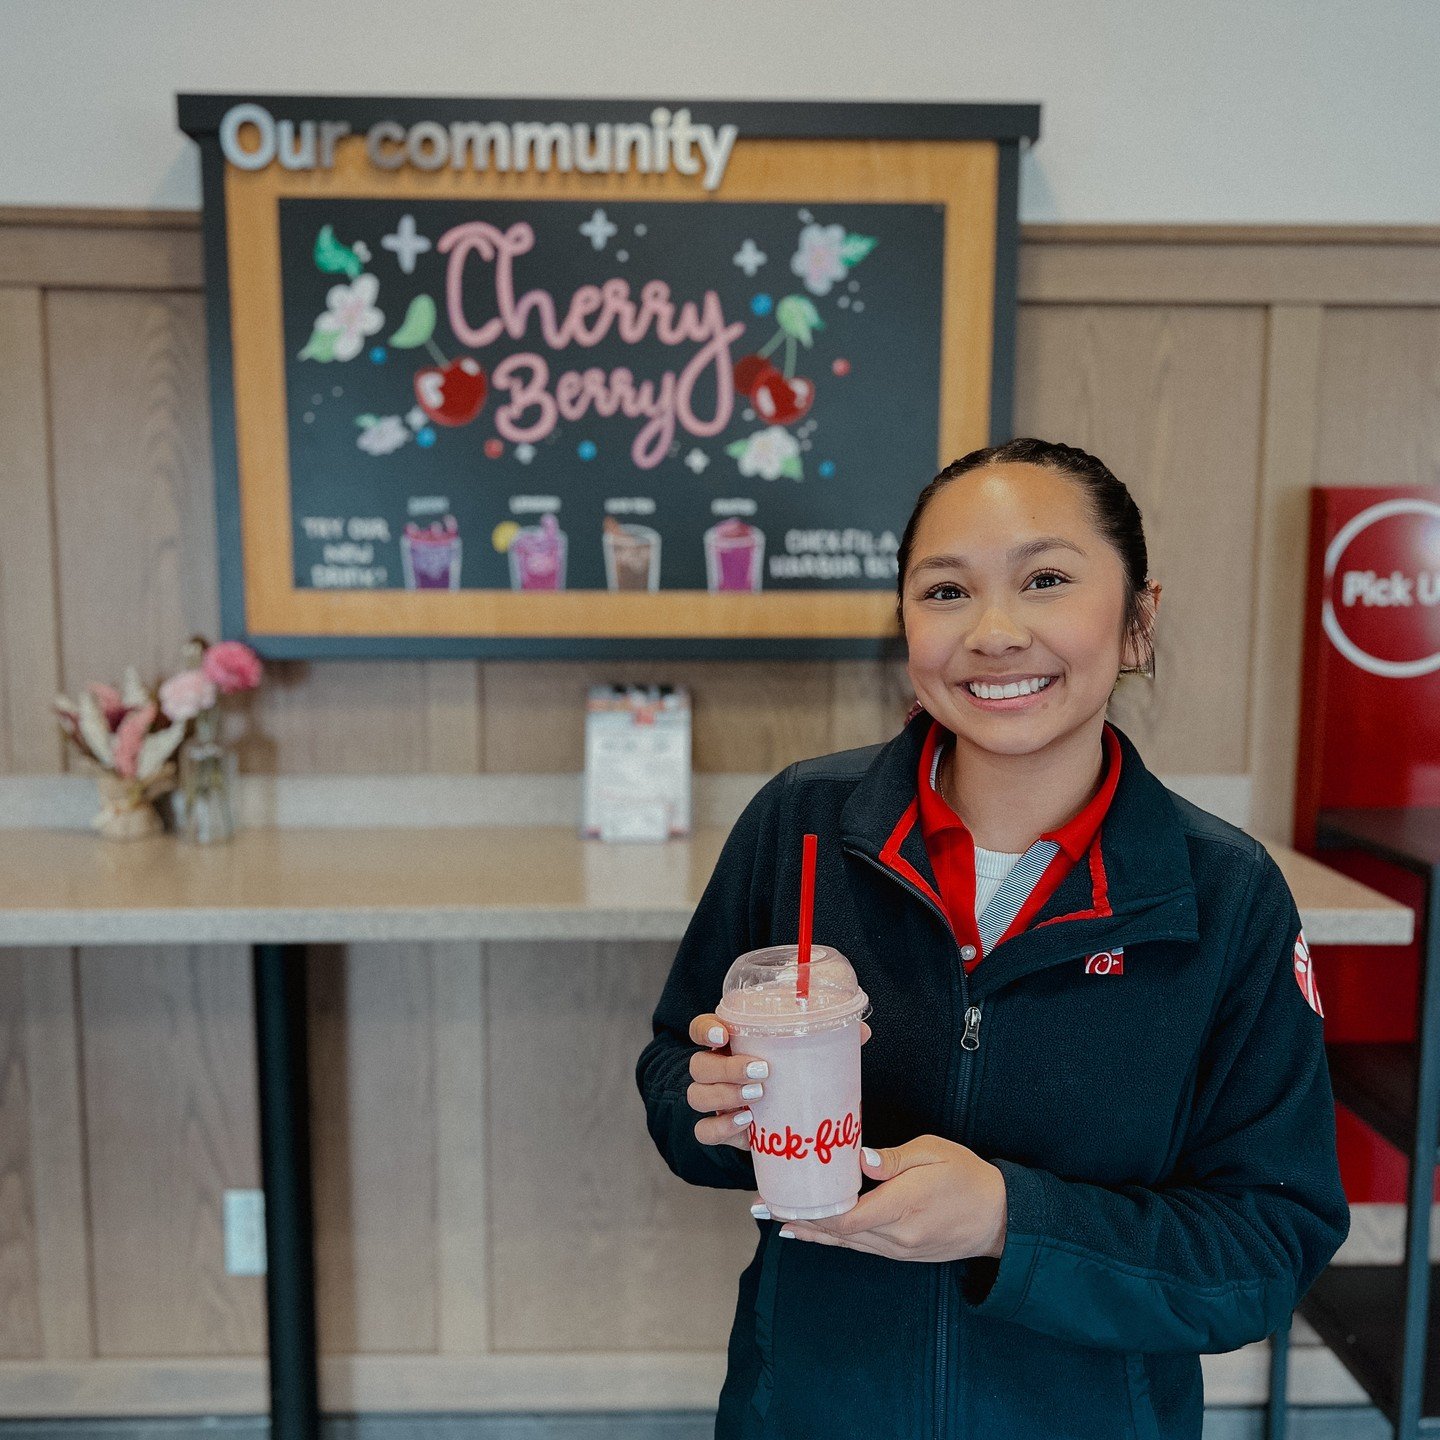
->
1322, 498, 1440, 678
1293, 928, 1324, 1018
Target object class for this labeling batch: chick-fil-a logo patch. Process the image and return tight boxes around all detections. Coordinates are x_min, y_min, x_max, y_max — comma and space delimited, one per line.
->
1293, 928, 1324, 1018
749, 1107, 861, 1164
438, 220, 745, 468
1322, 498, 1440, 678
1084, 947, 1124, 975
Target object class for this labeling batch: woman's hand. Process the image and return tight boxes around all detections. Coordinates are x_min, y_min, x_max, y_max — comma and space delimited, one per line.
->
756, 1134, 1007, 1262
685, 1013, 872, 1152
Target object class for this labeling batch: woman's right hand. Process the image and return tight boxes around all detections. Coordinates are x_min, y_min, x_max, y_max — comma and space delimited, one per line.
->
686, 1013, 769, 1151
685, 1012, 872, 1151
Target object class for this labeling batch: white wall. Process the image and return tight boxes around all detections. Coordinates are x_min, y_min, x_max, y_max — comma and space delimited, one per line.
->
2, 0, 1436, 224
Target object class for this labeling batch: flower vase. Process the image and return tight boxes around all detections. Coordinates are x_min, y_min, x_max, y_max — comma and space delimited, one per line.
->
179, 709, 236, 844
93, 767, 174, 840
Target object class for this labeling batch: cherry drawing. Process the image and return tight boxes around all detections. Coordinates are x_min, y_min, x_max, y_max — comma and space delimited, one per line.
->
388, 294, 488, 428
734, 294, 823, 427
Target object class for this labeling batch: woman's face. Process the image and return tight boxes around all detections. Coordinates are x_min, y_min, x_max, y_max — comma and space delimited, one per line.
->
901, 462, 1155, 758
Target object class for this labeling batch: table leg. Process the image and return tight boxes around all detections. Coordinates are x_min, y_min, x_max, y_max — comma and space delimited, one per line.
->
252, 942, 320, 1440
1265, 1313, 1290, 1440
1397, 865, 1440, 1440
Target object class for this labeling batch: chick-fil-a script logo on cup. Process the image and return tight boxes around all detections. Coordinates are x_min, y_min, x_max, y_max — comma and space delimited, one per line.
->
716, 942, 870, 1220
1322, 497, 1440, 678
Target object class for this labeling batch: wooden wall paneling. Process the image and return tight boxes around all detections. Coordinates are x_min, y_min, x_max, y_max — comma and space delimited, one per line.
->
1012, 304, 1268, 776
0, 216, 203, 291
241, 659, 485, 774
0, 288, 64, 774
1020, 240, 1440, 307
433, 942, 489, 1354
1246, 307, 1325, 845
20, 949, 92, 1360
45, 291, 220, 741
309, 943, 437, 1354
480, 659, 835, 773
827, 657, 915, 754
1312, 308, 1440, 488
485, 939, 755, 1352
77, 945, 263, 1356
0, 951, 43, 1357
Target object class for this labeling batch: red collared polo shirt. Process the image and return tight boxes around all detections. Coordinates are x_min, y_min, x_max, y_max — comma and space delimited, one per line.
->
916, 717, 1123, 970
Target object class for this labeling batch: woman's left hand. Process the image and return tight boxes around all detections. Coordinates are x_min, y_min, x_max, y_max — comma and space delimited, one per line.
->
762, 1135, 1008, 1262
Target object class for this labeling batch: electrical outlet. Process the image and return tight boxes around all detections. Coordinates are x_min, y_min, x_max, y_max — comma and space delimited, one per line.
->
223, 1189, 267, 1275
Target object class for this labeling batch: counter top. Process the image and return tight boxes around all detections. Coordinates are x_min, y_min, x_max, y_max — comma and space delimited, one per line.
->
0, 827, 1413, 947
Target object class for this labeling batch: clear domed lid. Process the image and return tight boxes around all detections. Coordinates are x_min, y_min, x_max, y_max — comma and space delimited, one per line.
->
715, 944, 871, 1035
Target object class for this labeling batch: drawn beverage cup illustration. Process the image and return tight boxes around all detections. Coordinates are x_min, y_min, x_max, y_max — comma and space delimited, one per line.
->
508, 512, 567, 591
401, 515, 463, 589
603, 517, 661, 592
705, 519, 765, 593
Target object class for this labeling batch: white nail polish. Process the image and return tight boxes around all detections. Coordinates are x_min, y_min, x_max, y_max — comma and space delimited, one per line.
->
745, 1060, 769, 1079
750, 1202, 771, 1219
863, 1147, 881, 1166
733, 1108, 753, 1127
779, 1226, 796, 1238
741, 1082, 764, 1100
708, 1026, 726, 1046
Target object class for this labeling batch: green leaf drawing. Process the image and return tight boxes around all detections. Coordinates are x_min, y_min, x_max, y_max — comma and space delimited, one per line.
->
314, 224, 363, 279
298, 324, 340, 363
780, 455, 804, 481
389, 294, 437, 349
775, 295, 823, 347
725, 440, 748, 459
355, 414, 379, 428
840, 233, 878, 267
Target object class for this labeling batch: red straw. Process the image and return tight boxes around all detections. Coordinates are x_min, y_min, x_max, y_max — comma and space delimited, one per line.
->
796, 832, 817, 1001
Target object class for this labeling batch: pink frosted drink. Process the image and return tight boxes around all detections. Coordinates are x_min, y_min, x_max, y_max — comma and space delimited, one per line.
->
715, 944, 870, 1220
402, 515, 462, 589
704, 519, 764, 592
509, 513, 567, 590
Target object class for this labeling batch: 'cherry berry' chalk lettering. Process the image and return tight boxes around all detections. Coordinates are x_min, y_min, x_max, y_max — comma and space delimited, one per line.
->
438, 221, 745, 468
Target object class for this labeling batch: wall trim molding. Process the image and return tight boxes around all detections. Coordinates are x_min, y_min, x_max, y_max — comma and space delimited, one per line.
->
4, 206, 1440, 247
0, 771, 1252, 831
0, 1340, 1372, 1417
3, 207, 1438, 302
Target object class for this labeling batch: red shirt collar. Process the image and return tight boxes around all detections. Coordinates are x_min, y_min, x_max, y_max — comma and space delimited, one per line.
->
916, 717, 1123, 863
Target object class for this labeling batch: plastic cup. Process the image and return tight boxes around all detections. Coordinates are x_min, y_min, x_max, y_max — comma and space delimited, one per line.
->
704, 519, 764, 592
509, 513, 567, 591
603, 520, 661, 591
715, 944, 870, 1220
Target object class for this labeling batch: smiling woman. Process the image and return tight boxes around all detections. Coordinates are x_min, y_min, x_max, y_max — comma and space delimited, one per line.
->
895, 439, 1161, 849
636, 435, 1349, 1440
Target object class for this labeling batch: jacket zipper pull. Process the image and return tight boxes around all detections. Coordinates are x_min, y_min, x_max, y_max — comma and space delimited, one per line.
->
960, 1005, 982, 1051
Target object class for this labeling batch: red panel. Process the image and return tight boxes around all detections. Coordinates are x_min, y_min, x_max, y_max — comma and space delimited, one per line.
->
1293, 486, 1440, 1202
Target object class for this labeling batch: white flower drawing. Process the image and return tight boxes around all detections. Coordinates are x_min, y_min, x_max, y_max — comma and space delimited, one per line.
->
735, 426, 800, 481
790, 224, 847, 296
357, 415, 410, 456
313, 274, 384, 361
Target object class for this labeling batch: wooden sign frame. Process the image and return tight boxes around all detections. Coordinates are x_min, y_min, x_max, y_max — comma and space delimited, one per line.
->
179, 95, 1039, 659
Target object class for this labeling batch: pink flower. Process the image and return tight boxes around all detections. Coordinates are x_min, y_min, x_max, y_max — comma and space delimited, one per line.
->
112, 702, 157, 779
159, 669, 217, 723
86, 682, 127, 729
202, 640, 263, 695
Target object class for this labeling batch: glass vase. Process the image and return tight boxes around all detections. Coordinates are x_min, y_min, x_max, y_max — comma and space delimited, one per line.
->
179, 708, 236, 844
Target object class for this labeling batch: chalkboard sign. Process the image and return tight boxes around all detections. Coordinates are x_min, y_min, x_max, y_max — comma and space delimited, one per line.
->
179, 95, 1039, 658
